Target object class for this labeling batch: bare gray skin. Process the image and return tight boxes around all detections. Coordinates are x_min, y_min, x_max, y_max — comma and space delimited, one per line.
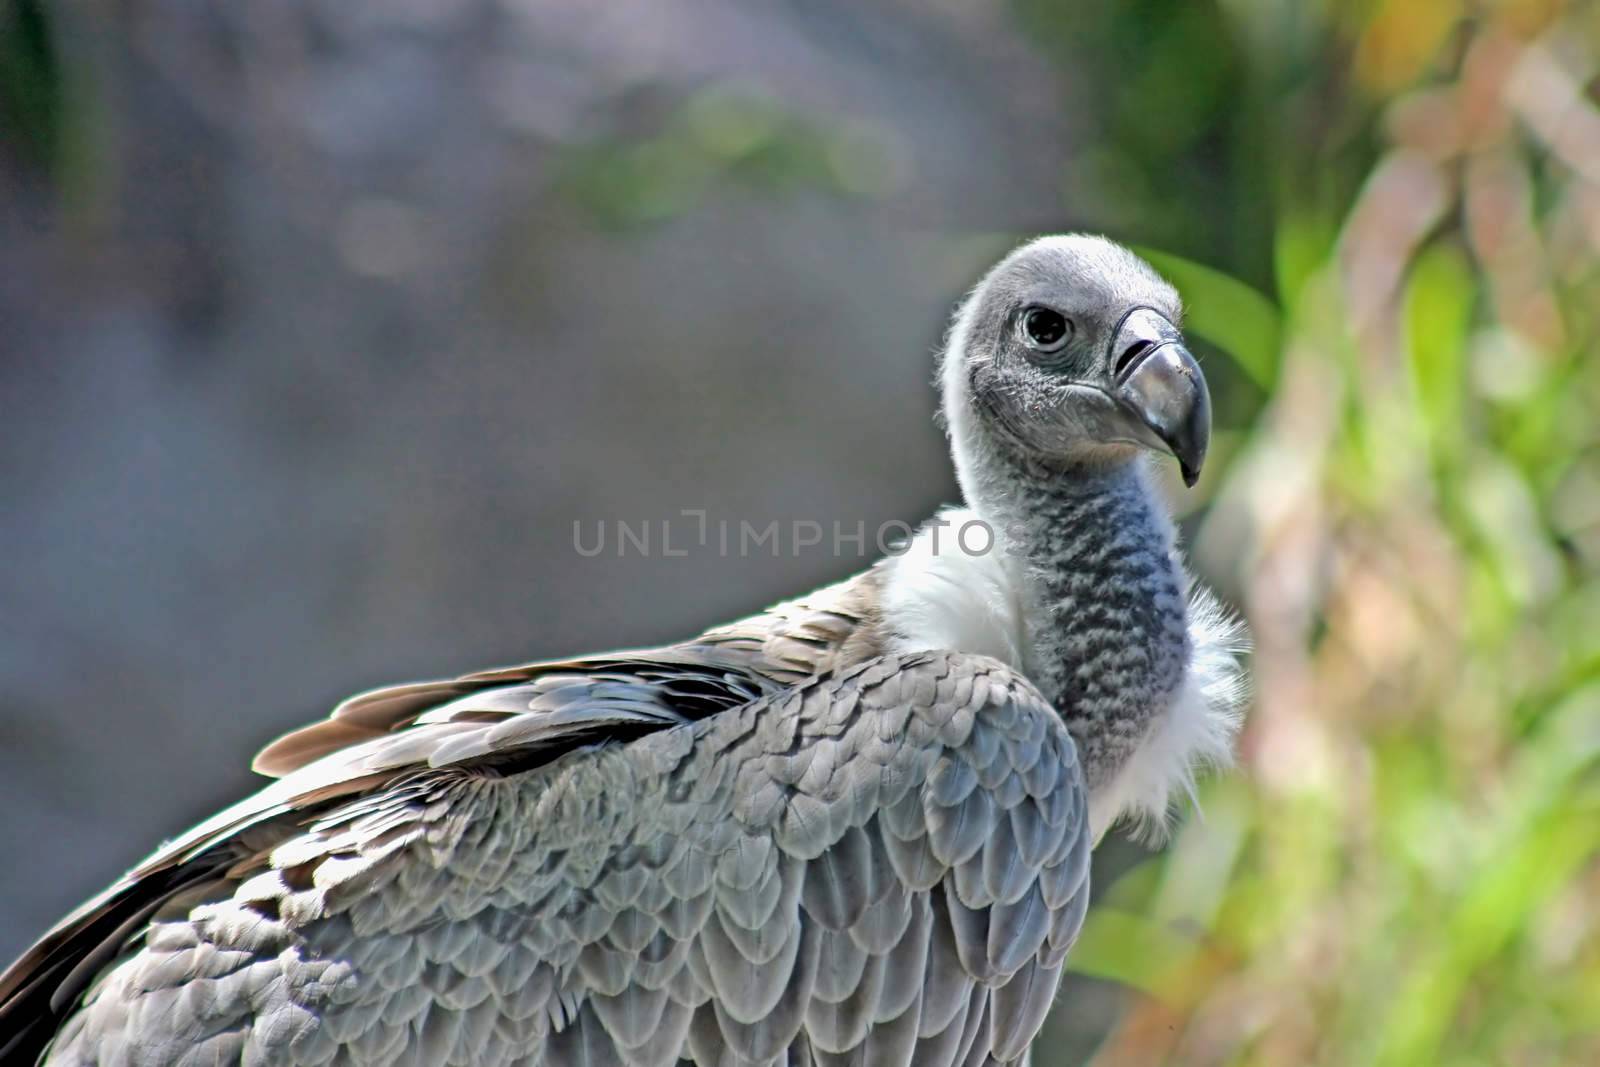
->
0, 235, 1230, 1067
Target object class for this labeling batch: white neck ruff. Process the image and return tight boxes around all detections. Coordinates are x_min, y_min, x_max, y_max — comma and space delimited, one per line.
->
880, 505, 1248, 842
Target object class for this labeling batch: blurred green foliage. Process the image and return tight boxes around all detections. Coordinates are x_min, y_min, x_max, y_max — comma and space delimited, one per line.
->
558, 87, 907, 227
0, 0, 63, 167
1021, 2, 1600, 1065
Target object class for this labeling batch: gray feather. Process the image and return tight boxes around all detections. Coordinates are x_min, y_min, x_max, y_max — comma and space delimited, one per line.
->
926, 786, 995, 869
989, 960, 1063, 1062
810, 930, 867, 1005
799, 825, 881, 931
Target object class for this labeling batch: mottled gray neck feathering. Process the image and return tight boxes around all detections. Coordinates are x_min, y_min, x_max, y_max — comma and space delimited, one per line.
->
942, 310, 1192, 791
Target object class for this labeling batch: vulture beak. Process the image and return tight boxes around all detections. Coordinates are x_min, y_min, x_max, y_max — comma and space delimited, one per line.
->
1108, 307, 1211, 488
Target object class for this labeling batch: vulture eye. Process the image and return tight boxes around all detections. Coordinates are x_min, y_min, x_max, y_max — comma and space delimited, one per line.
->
1020, 306, 1072, 352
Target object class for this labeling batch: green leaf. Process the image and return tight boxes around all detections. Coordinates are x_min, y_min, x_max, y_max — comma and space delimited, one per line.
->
1136, 246, 1283, 388
1404, 241, 1474, 448
1272, 211, 1337, 311
1064, 907, 1199, 996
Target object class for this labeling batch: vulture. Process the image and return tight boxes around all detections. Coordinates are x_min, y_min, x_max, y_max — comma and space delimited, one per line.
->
0, 236, 1247, 1066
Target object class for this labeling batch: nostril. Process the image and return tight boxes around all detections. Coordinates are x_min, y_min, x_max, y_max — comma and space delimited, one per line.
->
1115, 340, 1154, 378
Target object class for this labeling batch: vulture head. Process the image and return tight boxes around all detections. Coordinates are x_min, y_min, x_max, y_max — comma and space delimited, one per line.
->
942, 234, 1211, 490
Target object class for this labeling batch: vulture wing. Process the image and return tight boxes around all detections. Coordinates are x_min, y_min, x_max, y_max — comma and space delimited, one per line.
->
0, 642, 1090, 1067
0, 644, 779, 1064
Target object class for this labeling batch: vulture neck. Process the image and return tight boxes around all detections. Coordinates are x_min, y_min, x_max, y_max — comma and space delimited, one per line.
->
949, 419, 1192, 792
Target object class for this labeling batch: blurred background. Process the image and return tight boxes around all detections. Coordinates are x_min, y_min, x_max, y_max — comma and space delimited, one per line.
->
3, 1, 1599, 1063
